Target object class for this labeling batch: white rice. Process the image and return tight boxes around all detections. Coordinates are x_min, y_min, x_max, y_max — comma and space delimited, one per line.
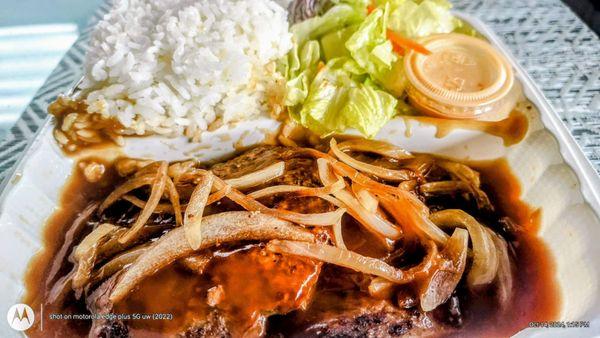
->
81, 0, 292, 137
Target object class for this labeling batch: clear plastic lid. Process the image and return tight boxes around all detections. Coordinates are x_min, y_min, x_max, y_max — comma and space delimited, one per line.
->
404, 33, 514, 119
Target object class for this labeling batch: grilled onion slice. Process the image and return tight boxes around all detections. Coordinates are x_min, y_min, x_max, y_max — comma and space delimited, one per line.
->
419, 228, 468, 311
110, 211, 313, 303
430, 209, 499, 287
317, 158, 401, 240
223, 161, 285, 190
330, 139, 414, 182
336, 138, 413, 160
184, 171, 214, 250
119, 161, 168, 244
267, 240, 438, 284
213, 177, 346, 226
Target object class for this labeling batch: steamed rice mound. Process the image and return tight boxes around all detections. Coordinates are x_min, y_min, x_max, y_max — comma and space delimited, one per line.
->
81, 0, 292, 137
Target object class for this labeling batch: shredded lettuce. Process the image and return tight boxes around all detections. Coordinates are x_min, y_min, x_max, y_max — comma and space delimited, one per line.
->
284, 0, 459, 138
290, 4, 365, 47
387, 0, 457, 38
320, 25, 358, 61
338, 79, 398, 137
286, 2, 366, 107
285, 40, 321, 106
345, 4, 396, 83
297, 58, 397, 138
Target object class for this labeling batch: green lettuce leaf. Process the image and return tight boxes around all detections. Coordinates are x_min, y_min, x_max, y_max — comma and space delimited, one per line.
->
285, 0, 460, 138
345, 4, 396, 83
339, 79, 398, 137
297, 58, 397, 138
375, 58, 407, 97
387, 0, 457, 38
291, 4, 366, 47
286, 2, 367, 107
285, 40, 321, 106
320, 24, 358, 61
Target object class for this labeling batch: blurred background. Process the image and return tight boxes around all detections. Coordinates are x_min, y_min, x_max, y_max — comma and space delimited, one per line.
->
0, 0, 101, 140
0, 0, 598, 141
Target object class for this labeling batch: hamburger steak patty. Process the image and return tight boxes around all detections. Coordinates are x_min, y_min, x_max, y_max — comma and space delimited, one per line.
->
211, 145, 322, 188
84, 146, 447, 337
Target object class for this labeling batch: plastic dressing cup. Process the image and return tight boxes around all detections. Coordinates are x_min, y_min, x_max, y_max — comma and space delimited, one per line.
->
404, 33, 515, 120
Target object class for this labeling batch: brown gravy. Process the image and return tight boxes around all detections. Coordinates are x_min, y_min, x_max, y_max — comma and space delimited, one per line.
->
48, 97, 126, 153
444, 158, 559, 337
23, 158, 122, 337
403, 109, 529, 146
22, 157, 559, 337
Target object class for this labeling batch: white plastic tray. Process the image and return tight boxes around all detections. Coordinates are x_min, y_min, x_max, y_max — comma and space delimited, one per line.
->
0, 12, 599, 338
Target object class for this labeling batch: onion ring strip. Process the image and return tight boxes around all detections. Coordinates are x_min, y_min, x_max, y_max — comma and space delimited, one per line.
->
437, 160, 493, 211
337, 138, 413, 160
378, 192, 448, 244
419, 228, 468, 311
330, 139, 414, 182
249, 185, 345, 211
289, 148, 402, 196
184, 171, 214, 250
430, 209, 499, 287
224, 161, 285, 190
98, 175, 154, 214
419, 181, 470, 196
90, 243, 151, 286
72, 223, 124, 290
168, 161, 196, 184
119, 161, 168, 244
248, 179, 345, 200
133, 161, 161, 178
165, 176, 182, 226
333, 220, 346, 249
110, 211, 314, 303
213, 177, 346, 226
487, 229, 513, 307
267, 240, 437, 284
207, 185, 231, 205
351, 184, 379, 212
122, 195, 177, 213
317, 159, 402, 239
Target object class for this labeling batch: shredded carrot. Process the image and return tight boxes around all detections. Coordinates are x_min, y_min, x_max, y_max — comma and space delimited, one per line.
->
391, 43, 405, 56
386, 30, 431, 55
367, 4, 376, 14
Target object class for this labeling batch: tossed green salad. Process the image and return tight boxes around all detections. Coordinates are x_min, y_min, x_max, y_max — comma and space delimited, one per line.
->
284, 0, 466, 138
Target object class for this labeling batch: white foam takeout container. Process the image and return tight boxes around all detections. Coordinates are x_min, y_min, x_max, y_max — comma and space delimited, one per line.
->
0, 12, 598, 338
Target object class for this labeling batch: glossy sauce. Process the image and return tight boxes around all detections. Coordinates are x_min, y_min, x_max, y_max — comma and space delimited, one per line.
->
403, 109, 529, 146
446, 158, 560, 337
23, 158, 122, 337
113, 265, 213, 337
48, 97, 126, 153
208, 246, 321, 336
23, 156, 559, 337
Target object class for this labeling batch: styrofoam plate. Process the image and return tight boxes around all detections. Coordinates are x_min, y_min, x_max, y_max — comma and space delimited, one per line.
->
0, 12, 599, 338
